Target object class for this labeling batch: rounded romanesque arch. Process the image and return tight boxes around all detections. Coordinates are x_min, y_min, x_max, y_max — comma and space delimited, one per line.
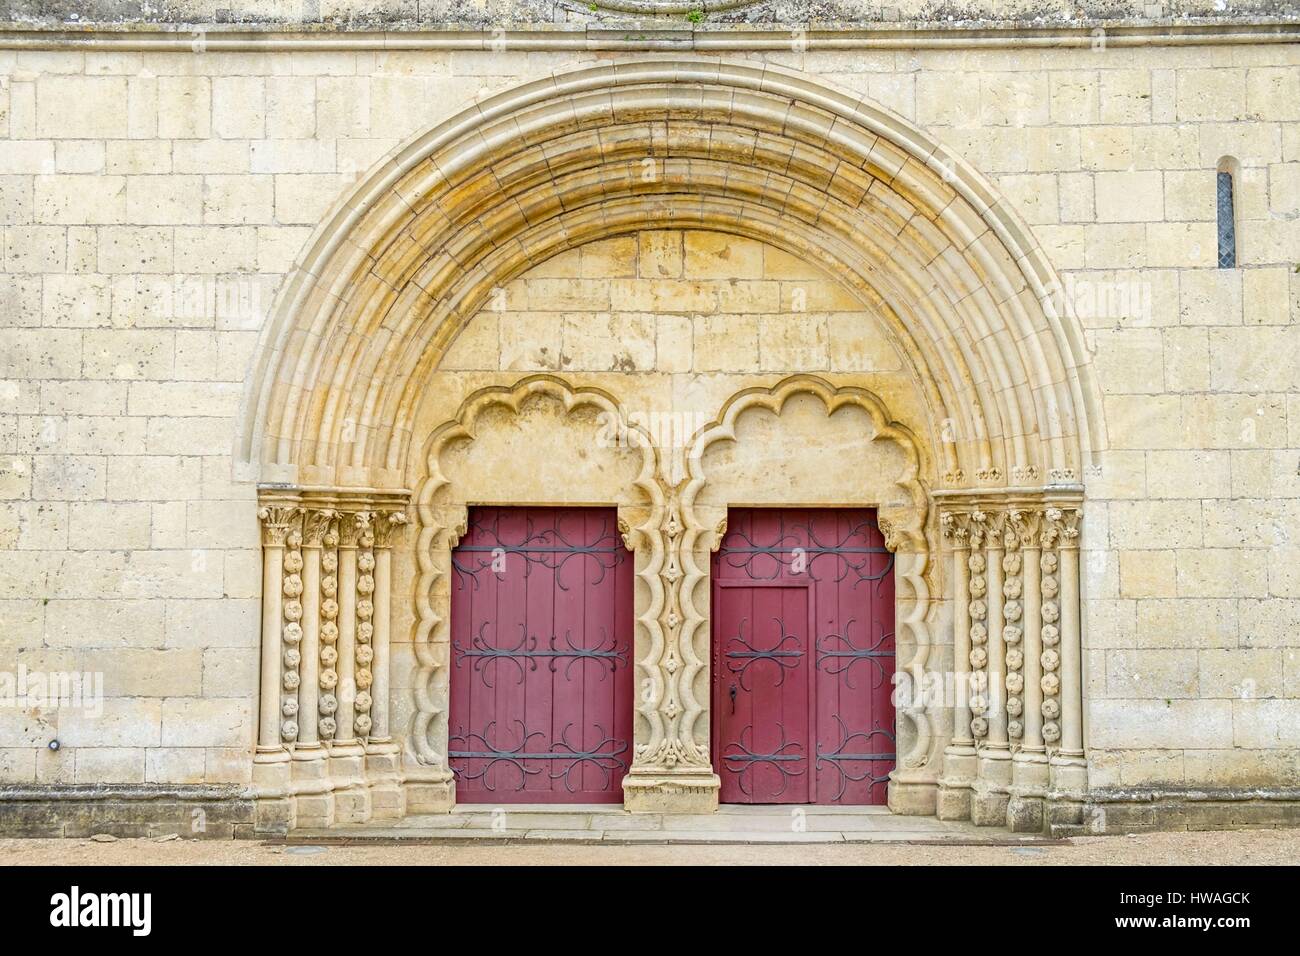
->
237, 57, 1103, 493
244, 59, 1102, 830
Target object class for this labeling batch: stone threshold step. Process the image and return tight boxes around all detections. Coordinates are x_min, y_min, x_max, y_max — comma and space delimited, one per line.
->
278, 830, 1064, 847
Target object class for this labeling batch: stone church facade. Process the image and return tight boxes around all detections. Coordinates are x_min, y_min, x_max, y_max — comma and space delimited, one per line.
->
1, 1, 1298, 837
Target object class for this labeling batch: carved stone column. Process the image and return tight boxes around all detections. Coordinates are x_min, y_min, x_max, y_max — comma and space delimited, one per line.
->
972, 510, 1013, 825
1008, 509, 1049, 832
252, 505, 301, 833
296, 511, 329, 750
1047, 506, 1088, 816
621, 500, 721, 813
319, 520, 341, 748
256, 506, 296, 754
333, 517, 358, 746
255, 488, 410, 832
328, 513, 365, 807
936, 512, 976, 820
291, 508, 335, 828
366, 510, 407, 819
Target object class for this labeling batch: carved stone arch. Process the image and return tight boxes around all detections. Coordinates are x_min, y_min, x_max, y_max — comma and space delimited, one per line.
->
237, 57, 1103, 492
406, 375, 669, 809
240, 58, 1099, 827
670, 375, 938, 811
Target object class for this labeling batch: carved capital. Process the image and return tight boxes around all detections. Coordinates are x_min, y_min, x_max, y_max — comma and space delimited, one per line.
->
1043, 507, 1081, 549
340, 512, 371, 548
941, 511, 972, 548
258, 505, 303, 547
982, 508, 1009, 548
353, 511, 376, 549
1008, 508, 1042, 550
302, 508, 337, 548
372, 510, 408, 548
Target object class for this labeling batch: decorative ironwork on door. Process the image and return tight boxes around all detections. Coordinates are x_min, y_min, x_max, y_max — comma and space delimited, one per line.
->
449, 507, 633, 803
712, 509, 896, 805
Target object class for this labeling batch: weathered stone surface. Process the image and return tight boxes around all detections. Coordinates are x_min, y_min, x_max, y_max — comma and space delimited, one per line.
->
0, 17, 1297, 836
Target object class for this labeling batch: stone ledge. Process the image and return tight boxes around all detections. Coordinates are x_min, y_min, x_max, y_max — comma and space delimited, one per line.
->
0, 784, 256, 840
0, 16, 1297, 51
1090, 785, 1300, 803
1064, 788, 1300, 836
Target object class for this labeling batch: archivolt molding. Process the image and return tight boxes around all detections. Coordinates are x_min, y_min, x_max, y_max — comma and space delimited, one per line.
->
409, 376, 668, 775
679, 375, 936, 773
238, 57, 1103, 494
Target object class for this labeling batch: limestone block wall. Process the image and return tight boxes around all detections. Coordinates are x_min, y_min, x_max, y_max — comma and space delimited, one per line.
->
0, 29, 1297, 809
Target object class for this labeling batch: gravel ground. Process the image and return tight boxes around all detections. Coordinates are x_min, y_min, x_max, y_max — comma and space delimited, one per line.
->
2, 828, 1297, 865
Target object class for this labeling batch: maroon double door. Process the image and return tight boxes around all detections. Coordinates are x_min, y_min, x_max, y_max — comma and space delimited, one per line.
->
712, 509, 897, 805
448, 505, 895, 806
448, 507, 634, 803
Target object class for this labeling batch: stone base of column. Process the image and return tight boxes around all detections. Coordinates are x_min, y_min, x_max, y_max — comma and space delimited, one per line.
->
253, 797, 294, 834
621, 768, 720, 813
253, 748, 292, 777
935, 746, 977, 820
1006, 750, 1050, 832
1047, 799, 1087, 833
1049, 753, 1088, 797
364, 742, 404, 820
970, 748, 1013, 826
1006, 794, 1043, 832
291, 747, 335, 828
325, 743, 368, 823
251, 750, 294, 834
404, 768, 456, 814
332, 786, 372, 823
886, 777, 937, 816
294, 792, 336, 828
1046, 754, 1089, 832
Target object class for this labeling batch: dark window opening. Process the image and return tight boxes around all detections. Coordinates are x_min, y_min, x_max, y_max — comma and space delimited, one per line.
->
1216, 170, 1237, 269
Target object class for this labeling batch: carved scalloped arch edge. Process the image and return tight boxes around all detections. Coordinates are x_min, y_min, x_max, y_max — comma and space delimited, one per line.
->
407, 375, 668, 768
676, 375, 935, 770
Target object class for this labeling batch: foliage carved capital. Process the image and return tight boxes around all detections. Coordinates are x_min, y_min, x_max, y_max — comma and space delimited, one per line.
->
258, 505, 303, 547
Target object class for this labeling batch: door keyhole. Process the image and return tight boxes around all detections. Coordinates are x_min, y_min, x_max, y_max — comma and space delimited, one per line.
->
729, 682, 737, 714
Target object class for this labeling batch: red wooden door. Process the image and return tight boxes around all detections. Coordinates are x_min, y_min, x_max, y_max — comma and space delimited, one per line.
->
449, 507, 633, 803
712, 509, 896, 805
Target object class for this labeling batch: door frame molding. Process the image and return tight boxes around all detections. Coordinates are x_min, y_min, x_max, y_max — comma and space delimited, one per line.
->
679, 377, 932, 813
409, 376, 666, 812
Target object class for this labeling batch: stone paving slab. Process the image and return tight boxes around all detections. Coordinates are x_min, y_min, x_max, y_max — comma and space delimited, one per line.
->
287, 805, 1055, 846
600, 830, 850, 844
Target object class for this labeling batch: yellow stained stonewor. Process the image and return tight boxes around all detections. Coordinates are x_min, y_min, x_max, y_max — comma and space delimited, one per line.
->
0, 10, 1298, 837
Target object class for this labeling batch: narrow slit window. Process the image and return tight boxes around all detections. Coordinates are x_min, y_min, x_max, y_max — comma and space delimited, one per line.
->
1216, 169, 1237, 268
